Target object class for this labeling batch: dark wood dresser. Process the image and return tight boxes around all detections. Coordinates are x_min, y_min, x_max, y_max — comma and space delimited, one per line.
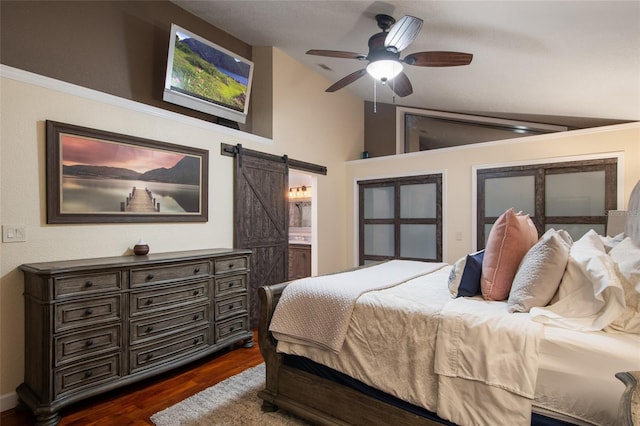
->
18, 248, 252, 426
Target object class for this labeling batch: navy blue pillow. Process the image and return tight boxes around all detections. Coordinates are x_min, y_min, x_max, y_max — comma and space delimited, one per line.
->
456, 250, 485, 297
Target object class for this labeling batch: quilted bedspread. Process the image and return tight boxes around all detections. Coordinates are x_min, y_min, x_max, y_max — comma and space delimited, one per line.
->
269, 260, 445, 352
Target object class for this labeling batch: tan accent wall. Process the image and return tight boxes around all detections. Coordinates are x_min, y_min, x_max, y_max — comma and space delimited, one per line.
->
0, 0, 255, 131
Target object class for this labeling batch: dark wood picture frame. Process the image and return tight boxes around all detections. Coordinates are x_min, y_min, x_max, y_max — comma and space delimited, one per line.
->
46, 120, 208, 224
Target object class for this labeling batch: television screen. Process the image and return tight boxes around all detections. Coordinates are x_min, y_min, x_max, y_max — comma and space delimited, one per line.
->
163, 24, 254, 124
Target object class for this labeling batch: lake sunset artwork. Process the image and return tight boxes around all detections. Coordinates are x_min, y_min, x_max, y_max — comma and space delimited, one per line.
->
59, 134, 201, 215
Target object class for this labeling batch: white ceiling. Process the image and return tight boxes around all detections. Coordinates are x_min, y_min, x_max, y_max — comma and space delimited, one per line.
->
173, 1, 640, 121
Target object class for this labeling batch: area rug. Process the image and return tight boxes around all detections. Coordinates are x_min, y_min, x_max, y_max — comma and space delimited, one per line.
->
150, 363, 309, 425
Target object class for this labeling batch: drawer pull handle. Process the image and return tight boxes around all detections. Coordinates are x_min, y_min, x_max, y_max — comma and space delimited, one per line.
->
193, 338, 200, 344
145, 298, 153, 305
146, 353, 153, 360
193, 290, 199, 296
85, 281, 93, 288
84, 371, 93, 378
229, 304, 234, 310
228, 263, 234, 269
194, 267, 200, 273
86, 339, 94, 347
146, 273, 154, 280
193, 314, 199, 320
84, 309, 93, 316
146, 326, 153, 332
230, 326, 235, 332
228, 283, 233, 288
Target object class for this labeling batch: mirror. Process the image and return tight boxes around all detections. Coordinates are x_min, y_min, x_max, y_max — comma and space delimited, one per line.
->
289, 201, 311, 227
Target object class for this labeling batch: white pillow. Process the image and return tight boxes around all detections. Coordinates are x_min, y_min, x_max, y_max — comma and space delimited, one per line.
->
600, 232, 625, 253
529, 230, 625, 331
448, 256, 466, 297
606, 237, 640, 333
507, 229, 572, 313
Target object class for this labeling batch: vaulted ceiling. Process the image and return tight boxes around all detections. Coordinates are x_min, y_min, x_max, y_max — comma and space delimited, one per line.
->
173, 1, 640, 121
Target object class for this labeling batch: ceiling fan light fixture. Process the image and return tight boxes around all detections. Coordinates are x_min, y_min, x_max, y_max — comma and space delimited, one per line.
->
366, 60, 403, 82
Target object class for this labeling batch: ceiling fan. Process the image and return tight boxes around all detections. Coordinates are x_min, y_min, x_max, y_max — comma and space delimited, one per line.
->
306, 14, 473, 97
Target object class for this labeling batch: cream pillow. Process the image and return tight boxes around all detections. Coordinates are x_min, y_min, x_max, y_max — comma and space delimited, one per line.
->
507, 229, 573, 313
529, 230, 625, 331
607, 237, 640, 333
481, 209, 538, 301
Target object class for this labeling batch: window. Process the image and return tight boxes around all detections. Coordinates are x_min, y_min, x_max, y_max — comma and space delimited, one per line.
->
399, 108, 568, 153
477, 158, 617, 248
359, 174, 442, 264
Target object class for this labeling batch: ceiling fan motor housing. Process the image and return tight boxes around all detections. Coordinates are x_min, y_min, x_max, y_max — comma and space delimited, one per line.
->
367, 32, 401, 63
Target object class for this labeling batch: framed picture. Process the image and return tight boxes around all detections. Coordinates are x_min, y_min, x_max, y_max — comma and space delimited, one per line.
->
46, 120, 208, 224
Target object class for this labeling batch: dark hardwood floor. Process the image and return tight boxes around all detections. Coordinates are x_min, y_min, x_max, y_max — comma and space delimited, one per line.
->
1, 330, 263, 426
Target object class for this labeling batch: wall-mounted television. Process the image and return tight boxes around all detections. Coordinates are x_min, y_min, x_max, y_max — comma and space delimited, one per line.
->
163, 24, 254, 124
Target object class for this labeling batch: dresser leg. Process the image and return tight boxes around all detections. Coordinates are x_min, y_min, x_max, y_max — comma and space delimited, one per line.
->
35, 412, 61, 426
242, 336, 255, 348
261, 400, 278, 412
14, 398, 30, 412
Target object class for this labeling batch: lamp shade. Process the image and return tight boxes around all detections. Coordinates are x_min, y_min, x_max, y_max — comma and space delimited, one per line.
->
366, 60, 403, 82
606, 210, 626, 237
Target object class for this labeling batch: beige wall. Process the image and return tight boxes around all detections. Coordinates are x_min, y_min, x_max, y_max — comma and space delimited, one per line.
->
270, 48, 364, 274
0, 55, 362, 404
346, 123, 640, 266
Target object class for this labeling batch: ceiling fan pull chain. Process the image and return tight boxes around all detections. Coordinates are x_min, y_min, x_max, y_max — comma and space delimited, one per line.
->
373, 78, 377, 113
392, 78, 396, 104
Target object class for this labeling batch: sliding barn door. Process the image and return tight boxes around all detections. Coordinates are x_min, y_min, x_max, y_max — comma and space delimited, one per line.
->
233, 153, 288, 328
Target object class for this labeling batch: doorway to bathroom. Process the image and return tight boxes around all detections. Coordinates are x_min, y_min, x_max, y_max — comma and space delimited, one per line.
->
288, 171, 316, 279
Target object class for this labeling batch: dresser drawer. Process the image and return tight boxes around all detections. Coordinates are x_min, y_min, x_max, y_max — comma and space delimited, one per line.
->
215, 315, 249, 343
214, 256, 248, 274
215, 294, 248, 321
215, 273, 248, 298
55, 295, 121, 333
130, 280, 209, 316
130, 304, 209, 345
55, 271, 121, 298
130, 327, 208, 373
54, 353, 121, 398
55, 324, 121, 366
130, 261, 210, 287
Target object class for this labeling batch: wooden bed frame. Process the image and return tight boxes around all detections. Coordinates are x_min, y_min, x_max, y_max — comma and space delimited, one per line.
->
258, 280, 639, 426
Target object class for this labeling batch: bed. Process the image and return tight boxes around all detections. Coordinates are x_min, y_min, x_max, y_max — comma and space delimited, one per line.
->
257, 181, 640, 426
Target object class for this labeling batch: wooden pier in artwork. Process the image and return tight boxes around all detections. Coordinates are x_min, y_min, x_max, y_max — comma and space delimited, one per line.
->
121, 187, 160, 212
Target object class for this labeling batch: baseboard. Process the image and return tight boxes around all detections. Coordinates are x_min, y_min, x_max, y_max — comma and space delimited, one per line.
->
0, 391, 18, 412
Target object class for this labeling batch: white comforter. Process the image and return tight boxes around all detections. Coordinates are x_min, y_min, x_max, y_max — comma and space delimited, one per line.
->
270, 260, 445, 352
276, 266, 542, 425
434, 297, 543, 425
277, 266, 452, 413
275, 264, 640, 426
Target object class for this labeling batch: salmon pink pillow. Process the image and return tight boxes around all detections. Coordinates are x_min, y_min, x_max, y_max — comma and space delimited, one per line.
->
481, 209, 538, 301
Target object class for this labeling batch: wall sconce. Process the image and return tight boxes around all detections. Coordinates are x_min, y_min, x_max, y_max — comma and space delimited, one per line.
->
289, 185, 311, 199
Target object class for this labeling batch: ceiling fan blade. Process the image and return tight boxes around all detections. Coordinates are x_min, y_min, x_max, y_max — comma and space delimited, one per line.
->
306, 49, 366, 60
326, 68, 367, 92
403, 51, 473, 67
384, 15, 423, 53
390, 72, 413, 97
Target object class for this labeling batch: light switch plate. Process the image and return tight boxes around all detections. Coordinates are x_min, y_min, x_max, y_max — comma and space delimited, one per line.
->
2, 225, 27, 242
